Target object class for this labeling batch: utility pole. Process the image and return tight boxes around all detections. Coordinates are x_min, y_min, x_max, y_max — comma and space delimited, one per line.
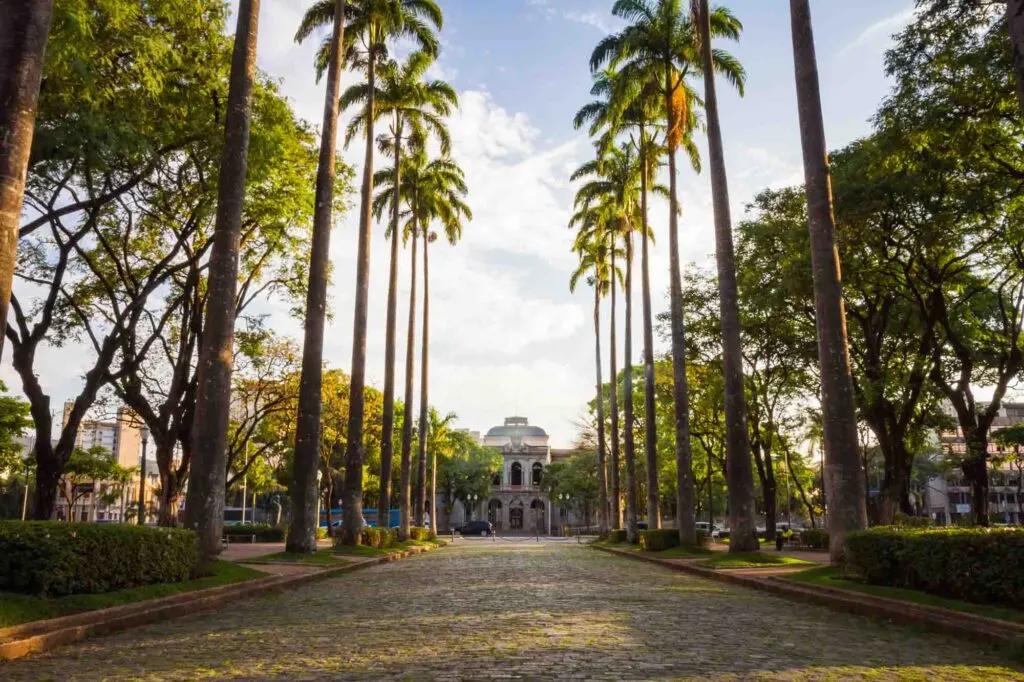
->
20, 458, 29, 520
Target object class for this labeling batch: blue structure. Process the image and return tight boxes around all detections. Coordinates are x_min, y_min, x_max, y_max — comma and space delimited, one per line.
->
319, 508, 399, 528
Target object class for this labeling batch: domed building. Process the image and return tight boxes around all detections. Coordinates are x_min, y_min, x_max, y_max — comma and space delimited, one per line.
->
476, 416, 552, 534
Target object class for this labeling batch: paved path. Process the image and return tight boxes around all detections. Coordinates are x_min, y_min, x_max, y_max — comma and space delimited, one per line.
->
2, 541, 1021, 681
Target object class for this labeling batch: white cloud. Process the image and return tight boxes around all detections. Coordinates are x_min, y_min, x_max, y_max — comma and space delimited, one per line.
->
563, 11, 614, 35
839, 8, 915, 56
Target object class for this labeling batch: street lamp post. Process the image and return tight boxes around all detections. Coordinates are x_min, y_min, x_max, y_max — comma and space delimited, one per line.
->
558, 493, 569, 533
137, 427, 149, 525
467, 493, 478, 522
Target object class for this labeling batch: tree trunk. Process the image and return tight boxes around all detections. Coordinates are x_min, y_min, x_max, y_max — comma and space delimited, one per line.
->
623, 229, 640, 544
430, 445, 437, 533
379, 125, 402, 530
964, 430, 990, 526
0, 0, 53, 359
609, 249, 621, 529
399, 227, 418, 541
341, 47, 377, 547
184, 0, 260, 565
697, 0, 758, 553
639, 130, 660, 531
415, 230, 431, 527
789, 0, 867, 563
594, 285, 609, 535
664, 88, 697, 548
286, 0, 345, 553
1009, 0, 1024, 118
155, 438, 182, 527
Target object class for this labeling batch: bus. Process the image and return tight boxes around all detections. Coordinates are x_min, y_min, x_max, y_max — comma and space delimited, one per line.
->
319, 507, 401, 529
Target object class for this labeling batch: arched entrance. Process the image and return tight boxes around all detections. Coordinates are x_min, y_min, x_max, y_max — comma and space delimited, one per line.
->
488, 499, 503, 530
509, 499, 524, 529
531, 499, 546, 533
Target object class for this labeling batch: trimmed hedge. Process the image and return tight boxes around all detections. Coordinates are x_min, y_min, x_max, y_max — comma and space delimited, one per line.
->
640, 529, 679, 551
359, 526, 398, 549
799, 528, 829, 550
608, 529, 628, 543
409, 526, 435, 542
844, 527, 1024, 607
223, 524, 285, 542
0, 521, 197, 597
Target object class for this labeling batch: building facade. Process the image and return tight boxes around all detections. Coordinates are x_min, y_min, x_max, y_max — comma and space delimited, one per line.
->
924, 402, 1024, 525
57, 403, 159, 523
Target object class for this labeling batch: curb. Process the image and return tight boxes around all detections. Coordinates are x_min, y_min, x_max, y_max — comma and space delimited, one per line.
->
0, 544, 439, 662
592, 544, 1022, 647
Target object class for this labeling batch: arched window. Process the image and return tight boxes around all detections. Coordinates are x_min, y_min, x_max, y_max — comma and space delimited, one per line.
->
511, 462, 523, 487
492, 469, 501, 486
532, 462, 543, 486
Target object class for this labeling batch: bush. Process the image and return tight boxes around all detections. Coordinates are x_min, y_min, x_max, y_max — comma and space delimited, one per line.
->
223, 524, 285, 542
640, 529, 680, 551
608, 529, 628, 543
893, 513, 931, 529
357, 526, 398, 549
799, 528, 829, 550
844, 527, 1024, 607
409, 526, 435, 542
0, 521, 197, 597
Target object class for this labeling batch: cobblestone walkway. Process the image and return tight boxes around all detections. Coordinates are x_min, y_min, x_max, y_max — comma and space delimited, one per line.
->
3, 541, 1021, 681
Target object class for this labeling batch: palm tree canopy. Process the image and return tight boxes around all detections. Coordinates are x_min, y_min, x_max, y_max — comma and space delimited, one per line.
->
373, 150, 471, 244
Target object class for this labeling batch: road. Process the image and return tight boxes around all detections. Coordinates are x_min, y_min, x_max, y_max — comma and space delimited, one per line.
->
2, 539, 1020, 680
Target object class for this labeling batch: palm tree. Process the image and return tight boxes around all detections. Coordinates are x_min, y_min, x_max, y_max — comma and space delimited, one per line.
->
399, 152, 471, 526
364, 52, 456, 533
286, 0, 347, 554
691, 0, 758, 553
426, 408, 457, 529
185, 0, 261, 563
789, 0, 866, 561
569, 225, 623, 535
575, 68, 668, 532
592, 0, 753, 549
572, 143, 643, 542
0, 0, 53, 358
300, 0, 443, 546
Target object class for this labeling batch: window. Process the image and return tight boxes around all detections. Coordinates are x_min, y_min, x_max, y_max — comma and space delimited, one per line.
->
492, 470, 501, 486
532, 463, 543, 486
510, 507, 523, 529
511, 462, 523, 487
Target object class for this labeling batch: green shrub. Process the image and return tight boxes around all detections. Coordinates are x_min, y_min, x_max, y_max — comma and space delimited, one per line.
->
317, 527, 328, 540
222, 524, 285, 542
409, 526, 435, 542
799, 528, 829, 550
356, 526, 398, 549
640, 529, 680, 551
0, 521, 197, 597
893, 513, 931, 529
608, 529, 627, 543
844, 527, 1024, 607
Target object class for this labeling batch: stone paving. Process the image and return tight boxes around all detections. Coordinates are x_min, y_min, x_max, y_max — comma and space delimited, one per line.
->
2, 539, 1021, 681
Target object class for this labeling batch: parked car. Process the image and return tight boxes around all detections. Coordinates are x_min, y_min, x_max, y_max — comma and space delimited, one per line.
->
695, 522, 724, 538
457, 520, 494, 536
637, 520, 648, 530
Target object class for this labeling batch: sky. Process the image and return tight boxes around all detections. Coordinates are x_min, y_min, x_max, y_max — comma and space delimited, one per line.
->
6, 0, 920, 449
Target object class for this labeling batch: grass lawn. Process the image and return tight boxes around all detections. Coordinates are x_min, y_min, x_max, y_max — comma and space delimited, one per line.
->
785, 566, 1024, 625
656, 545, 714, 557
698, 552, 815, 569
330, 539, 440, 558
0, 561, 265, 628
242, 550, 348, 566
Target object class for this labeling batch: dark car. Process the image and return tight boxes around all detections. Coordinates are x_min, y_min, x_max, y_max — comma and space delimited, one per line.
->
637, 521, 648, 530
457, 520, 494, 536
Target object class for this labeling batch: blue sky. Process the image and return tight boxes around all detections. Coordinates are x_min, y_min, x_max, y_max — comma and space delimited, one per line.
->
6, 1, 919, 448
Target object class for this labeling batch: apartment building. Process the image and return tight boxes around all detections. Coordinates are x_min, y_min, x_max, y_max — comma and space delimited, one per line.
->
924, 402, 1024, 525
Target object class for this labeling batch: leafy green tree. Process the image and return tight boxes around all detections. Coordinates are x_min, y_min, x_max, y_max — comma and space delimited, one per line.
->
58, 446, 130, 521
438, 431, 499, 526
543, 452, 600, 529
0, 381, 31, 477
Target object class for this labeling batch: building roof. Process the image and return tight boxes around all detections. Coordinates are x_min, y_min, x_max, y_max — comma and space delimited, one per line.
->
485, 416, 547, 439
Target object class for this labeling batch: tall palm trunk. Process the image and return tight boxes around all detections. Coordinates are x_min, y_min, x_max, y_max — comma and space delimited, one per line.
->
379, 124, 402, 529
416, 230, 431, 527
0, 0, 53, 359
698, 0, 758, 553
594, 284, 609, 535
399, 226, 418, 541
664, 74, 697, 548
789, 0, 866, 562
185, 0, 260, 563
1009, 0, 1024, 117
285, 0, 344, 553
623, 228, 640, 544
639, 132, 659, 530
341, 45, 377, 547
609, 248, 621, 529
